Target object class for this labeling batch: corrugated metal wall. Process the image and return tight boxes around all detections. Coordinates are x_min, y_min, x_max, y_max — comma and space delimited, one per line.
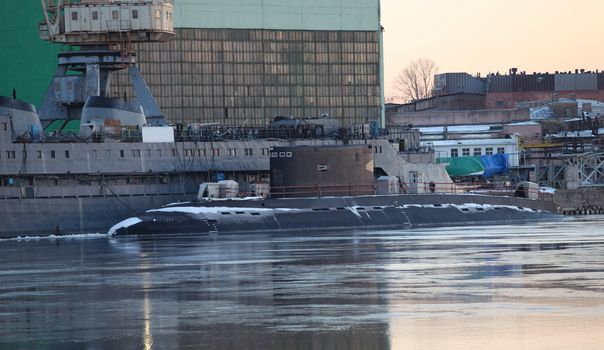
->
434, 73, 486, 95
174, 0, 380, 32
487, 75, 513, 93
555, 73, 598, 91
112, 28, 381, 126
487, 73, 603, 93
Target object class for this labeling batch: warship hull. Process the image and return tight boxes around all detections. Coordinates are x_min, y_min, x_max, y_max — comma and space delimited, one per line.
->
1, 194, 192, 238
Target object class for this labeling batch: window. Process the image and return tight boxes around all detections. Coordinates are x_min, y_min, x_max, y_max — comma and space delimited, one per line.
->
450, 148, 458, 158
92, 11, 98, 20
473, 148, 482, 156
65, 150, 70, 159
462, 148, 470, 156
157, 149, 162, 157
6, 151, 16, 159
50, 150, 56, 159
261, 148, 269, 156
132, 10, 138, 19
497, 147, 505, 154
228, 148, 237, 156
120, 150, 125, 158
131, 149, 141, 158
155, 10, 161, 19
90, 150, 97, 158
244, 148, 253, 156
146, 149, 152, 157
197, 149, 206, 157
485, 147, 493, 155
212, 148, 220, 157
71, 12, 78, 21
184, 149, 193, 157
112, 11, 119, 20
37, 151, 42, 159
105, 150, 111, 158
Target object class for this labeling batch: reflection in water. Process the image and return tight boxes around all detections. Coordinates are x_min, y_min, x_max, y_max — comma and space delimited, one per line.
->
143, 270, 153, 350
0, 217, 603, 349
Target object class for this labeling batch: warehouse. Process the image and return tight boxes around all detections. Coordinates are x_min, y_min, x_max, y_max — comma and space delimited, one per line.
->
0, 0, 384, 127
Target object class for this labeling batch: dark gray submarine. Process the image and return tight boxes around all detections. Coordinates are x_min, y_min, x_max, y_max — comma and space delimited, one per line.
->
109, 145, 562, 236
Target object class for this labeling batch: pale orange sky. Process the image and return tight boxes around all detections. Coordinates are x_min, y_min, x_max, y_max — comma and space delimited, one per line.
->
382, 0, 604, 98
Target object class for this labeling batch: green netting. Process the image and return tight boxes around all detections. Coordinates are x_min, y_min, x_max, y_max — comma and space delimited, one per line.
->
61, 120, 81, 134
437, 156, 485, 177
44, 120, 66, 134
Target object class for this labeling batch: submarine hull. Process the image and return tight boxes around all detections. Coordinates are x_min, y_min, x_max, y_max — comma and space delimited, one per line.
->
109, 194, 562, 236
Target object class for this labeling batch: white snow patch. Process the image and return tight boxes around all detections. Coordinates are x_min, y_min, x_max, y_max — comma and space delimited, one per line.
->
147, 206, 297, 215
530, 105, 554, 120
108, 217, 142, 236
197, 196, 265, 202
399, 203, 537, 212
0, 233, 106, 243
539, 187, 557, 194
348, 206, 364, 218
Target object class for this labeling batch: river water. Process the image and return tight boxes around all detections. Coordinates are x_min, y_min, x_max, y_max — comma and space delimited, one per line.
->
1, 216, 604, 350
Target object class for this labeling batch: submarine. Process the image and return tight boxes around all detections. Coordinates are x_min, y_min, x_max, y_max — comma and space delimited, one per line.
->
108, 145, 562, 237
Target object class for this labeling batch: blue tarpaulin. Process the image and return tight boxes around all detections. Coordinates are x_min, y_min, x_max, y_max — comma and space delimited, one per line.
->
480, 154, 510, 177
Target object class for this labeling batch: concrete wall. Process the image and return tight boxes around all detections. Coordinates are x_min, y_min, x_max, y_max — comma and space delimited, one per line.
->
503, 123, 542, 140
386, 108, 530, 128
551, 188, 604, 212
175, 0, 380, 31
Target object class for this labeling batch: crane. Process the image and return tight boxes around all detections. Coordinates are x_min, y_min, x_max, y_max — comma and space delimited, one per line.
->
37, 0, 175, 126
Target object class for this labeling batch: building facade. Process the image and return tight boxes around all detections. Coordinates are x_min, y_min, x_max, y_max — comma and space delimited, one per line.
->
1, 0, 383, 127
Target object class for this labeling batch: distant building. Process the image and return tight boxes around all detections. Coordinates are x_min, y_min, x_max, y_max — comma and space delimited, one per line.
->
429, 69, 604, 110
423, 136, 520, 167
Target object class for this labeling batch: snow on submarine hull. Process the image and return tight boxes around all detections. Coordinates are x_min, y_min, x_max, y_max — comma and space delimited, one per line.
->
108, 194, 563, 236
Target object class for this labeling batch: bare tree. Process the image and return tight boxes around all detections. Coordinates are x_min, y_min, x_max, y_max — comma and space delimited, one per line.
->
392, 58, 438, 102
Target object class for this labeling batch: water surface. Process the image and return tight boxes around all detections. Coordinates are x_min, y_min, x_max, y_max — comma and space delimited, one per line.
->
1, 217, 603, 349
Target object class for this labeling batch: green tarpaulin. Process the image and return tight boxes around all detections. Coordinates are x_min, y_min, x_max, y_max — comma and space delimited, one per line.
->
437, 156, 485, 177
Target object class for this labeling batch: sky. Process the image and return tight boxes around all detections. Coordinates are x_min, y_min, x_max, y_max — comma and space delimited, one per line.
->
381, 0, 604, 98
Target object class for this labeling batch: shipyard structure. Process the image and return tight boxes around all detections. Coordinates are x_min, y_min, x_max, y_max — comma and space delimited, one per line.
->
0, 0, 466, 238
0, 0, 384, 127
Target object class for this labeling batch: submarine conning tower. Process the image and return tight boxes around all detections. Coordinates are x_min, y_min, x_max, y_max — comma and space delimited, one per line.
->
37, 0, 175, 128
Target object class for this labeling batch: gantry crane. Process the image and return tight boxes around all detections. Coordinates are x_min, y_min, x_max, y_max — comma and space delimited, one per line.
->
38, 0, 175, 125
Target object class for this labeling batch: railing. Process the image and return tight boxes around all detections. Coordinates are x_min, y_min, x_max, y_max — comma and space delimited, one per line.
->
269, 184, 376, 198
105, 20, 131, 32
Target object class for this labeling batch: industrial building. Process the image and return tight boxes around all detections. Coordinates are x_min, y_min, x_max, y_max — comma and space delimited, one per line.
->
430, 69, 604, 110
0, 0, 383, 127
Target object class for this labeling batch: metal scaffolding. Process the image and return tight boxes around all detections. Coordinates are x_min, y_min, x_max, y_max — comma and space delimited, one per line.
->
567, 152, 604, 187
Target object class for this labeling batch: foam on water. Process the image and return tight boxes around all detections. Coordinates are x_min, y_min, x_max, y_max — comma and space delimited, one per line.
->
0, 233, 107, 243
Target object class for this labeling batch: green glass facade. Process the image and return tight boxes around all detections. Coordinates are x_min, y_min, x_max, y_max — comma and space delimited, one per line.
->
0, 1, 63, 106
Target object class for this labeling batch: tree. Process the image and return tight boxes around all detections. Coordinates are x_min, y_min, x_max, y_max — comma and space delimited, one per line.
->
392, 58, 438, 102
